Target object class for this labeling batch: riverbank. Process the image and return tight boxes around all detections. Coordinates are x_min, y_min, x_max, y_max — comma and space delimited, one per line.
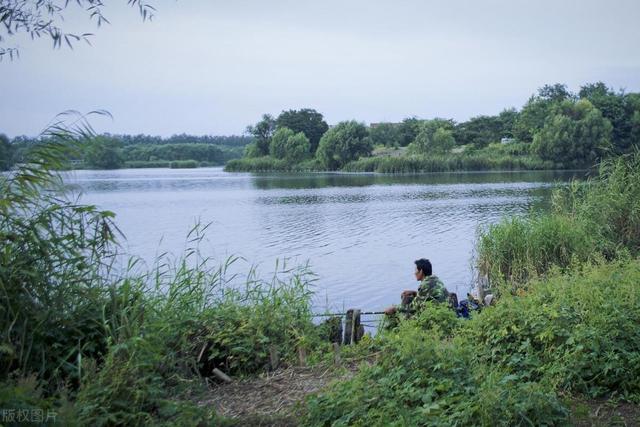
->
224, 143, 565, 174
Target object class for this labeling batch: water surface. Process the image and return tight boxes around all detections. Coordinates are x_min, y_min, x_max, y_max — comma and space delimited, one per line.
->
64, 168, 581, 312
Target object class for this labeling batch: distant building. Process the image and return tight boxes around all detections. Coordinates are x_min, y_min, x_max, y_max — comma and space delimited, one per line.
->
500, 137, 515, 144
369, 122, 400, 128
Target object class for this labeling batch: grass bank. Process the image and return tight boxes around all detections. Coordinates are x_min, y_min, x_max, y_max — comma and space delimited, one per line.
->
304, 259, 640, 426
224, 143, 560, 174
302, 152, 640, 426
341, 152, 555, 173
477, 152, 640, 288
0, 125, 326, 425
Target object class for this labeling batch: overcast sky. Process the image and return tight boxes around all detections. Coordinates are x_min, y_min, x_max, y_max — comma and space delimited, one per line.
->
2, 0, 640, 137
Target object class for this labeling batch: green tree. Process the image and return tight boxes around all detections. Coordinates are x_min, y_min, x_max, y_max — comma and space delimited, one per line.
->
514, 83, 573, 143
532, 99, 612, 166
269, 127, 296, 159
632, 110, 640, 145
369, 123, 402, 147
283, 132, 311, 163
454, 115, 500, 148
579, 82, 640, 154
84, 136, 124, 169
276, 109, 328, 155
0, 134, 13, 171
316, 121, 372, 170
398, 117, 422, 146
246, 114, 276, 156
498, 108, 519, 138
408, 119, 456, 154
0, 0, 155, 59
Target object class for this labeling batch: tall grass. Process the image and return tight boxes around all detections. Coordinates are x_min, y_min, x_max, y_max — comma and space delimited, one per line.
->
224, 156, 323, 172
342, 152, 555, 173
0, 113, 321, 425
477, 152, 640, 287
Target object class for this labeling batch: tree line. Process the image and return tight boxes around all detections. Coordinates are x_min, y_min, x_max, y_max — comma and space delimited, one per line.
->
234, 82, 640, 171
0, 134, 252, 170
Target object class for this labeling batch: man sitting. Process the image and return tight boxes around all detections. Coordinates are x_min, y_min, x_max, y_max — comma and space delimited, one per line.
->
384, 258, 448, 319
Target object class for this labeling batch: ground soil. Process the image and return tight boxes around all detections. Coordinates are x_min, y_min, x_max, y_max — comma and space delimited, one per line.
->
570, 398, 640, 426
201, 365, 356, 426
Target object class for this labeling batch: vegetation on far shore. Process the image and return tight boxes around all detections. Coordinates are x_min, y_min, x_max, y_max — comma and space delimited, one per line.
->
0, 134, 252, 171
226, 82, 640, 173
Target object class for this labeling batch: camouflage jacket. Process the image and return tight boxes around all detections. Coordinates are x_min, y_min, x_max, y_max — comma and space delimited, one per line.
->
413, 275, 448, 308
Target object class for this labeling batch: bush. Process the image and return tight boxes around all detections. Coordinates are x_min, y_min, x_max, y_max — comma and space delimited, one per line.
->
477, 153, 640, 286
169, 160, 198, 168
270, 127, 311, 163
124, 160, 171, 168
342, 153, 554, 173
532, 99, 613, 167
1, 119, 323, 425
316, 121, 372, 170
224, 156, 289, 172
304, 259, 640, 425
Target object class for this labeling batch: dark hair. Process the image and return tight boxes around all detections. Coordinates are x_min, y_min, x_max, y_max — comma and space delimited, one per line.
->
414, 258, 432, 276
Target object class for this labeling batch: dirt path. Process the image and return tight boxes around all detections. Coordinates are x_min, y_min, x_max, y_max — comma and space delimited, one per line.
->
200, 365, 354, 426
571, 399, 640, 426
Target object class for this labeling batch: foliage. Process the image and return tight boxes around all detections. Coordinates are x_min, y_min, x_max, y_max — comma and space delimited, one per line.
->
0, 113, 119, 389
408, 119, 456, 154
454, 110, 516, 148
0, 133, 13, 170
124, 143, 228, 164
514, 83, 574, 143
285, 132, 312, 163
225, 156, 289, 172
532, 99, 612, 167
270, 127, 312, 163
0, 0, 155, 59
369, 122, 403, 148
477, 152, 640, 286
246, 114, 276, 156
225, 156, 323, 172
477, 215, 597, 286
169, 160, 198, 168
398, 117, 422, 146
276, 108, 328, 155
579, 82, 640, 154
4, 134, 248, 170
316, 121, 372, 170
343, 146, 552, 173
0, 114, 322, 425
305, 259, 640, 426
84, 135, 125, 169
124, 160, 171, 168
270, 127, 296, 159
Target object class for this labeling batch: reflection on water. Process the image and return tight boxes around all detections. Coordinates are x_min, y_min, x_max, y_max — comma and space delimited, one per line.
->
63, 167, 581, 312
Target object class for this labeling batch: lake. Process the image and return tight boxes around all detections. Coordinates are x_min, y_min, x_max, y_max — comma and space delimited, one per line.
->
63, 168, 581, 313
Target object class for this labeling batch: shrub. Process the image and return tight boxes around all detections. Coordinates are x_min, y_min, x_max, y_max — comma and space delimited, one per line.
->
477, 153, 640, 286
316, 121, 372, 170
169, 160, 198, 168
304, 260, 640, 425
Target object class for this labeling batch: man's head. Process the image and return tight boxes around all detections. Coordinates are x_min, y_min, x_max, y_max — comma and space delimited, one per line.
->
414, 258, 432, 281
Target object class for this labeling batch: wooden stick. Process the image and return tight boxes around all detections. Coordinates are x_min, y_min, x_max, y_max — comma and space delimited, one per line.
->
298, 347, 307, 366
212, 368, 232, 383
269, 345, 279, 370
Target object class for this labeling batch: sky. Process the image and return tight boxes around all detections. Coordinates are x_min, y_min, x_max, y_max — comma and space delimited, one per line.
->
2, 0, 640, 138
